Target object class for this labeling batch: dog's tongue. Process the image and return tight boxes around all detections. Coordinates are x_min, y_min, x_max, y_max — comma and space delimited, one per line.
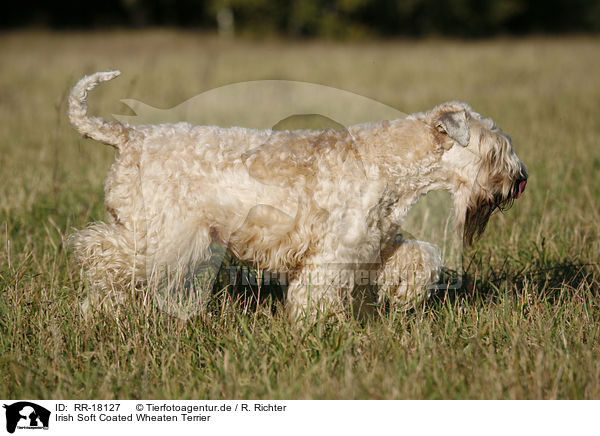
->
516, 180, 527, 199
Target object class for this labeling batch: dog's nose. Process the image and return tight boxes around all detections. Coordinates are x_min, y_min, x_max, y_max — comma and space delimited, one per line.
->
519, 162, 529, 180
520, 166, 528, 180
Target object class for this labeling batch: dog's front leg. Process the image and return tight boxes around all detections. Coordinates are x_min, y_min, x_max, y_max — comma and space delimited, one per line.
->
286, 260, 354, 324
375, 238, 442, 311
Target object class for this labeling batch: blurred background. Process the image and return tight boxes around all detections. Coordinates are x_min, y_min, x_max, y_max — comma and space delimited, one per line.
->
3, 0, 600, 38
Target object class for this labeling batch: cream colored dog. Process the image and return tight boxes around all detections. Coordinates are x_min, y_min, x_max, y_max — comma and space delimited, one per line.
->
68, 71, 527, 320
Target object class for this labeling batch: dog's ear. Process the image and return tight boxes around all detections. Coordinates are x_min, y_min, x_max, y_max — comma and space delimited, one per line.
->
434, 110, 470, 147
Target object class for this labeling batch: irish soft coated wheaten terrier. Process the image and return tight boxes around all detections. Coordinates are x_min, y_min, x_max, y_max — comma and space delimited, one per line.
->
68, 70, 527, 321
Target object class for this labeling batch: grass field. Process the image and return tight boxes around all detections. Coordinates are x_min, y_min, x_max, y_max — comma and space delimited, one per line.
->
1, 31, 599, 399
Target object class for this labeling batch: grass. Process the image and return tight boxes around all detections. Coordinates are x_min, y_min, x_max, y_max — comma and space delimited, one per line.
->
1, 30, 600, 399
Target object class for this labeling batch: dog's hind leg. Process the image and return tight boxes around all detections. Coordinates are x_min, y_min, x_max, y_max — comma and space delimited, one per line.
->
70, 222, 147, 313
145, 224, 219, 318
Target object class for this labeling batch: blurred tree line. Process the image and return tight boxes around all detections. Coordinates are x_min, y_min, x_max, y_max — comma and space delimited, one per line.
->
3, 0, 600, 37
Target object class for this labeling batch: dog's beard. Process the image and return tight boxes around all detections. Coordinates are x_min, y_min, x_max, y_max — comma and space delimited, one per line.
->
463, 190, 514, 246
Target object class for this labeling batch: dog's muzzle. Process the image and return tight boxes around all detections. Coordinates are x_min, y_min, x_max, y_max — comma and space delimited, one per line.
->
513, 173, 527, 199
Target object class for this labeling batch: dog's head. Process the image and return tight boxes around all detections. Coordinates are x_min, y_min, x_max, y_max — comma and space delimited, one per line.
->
426, 102, 528, 246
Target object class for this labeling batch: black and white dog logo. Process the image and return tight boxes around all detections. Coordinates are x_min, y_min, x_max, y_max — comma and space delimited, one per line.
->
3, 402, 50, 433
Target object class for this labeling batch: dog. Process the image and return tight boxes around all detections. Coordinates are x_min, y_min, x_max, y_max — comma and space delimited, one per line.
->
68, 70, 527, 320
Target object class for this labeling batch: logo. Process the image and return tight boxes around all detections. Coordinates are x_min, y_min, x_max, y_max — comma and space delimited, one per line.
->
3, 402, 50, 434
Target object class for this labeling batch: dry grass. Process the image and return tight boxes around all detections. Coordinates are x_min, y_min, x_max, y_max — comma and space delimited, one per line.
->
1, 30, 599, 399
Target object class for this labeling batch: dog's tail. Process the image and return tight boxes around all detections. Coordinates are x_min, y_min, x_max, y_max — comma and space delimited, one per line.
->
68, 70, 130, 149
